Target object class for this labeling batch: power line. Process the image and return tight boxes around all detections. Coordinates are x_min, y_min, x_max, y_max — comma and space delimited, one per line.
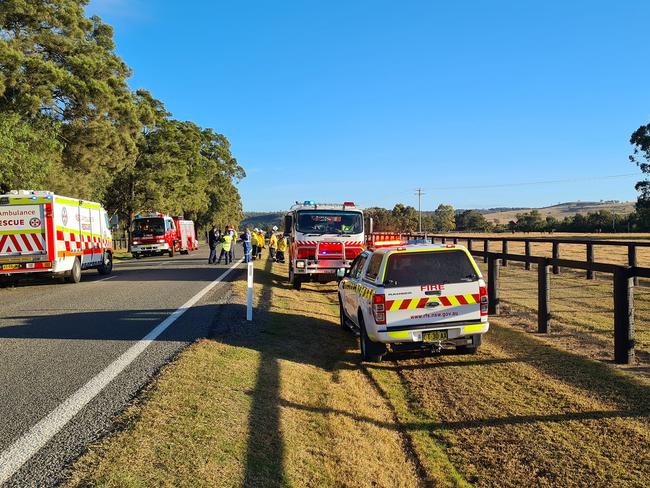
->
428, 173, 640, 191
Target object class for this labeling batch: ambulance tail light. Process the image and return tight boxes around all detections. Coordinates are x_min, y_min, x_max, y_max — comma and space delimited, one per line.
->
372, 294, 386, 325
479, 281, 488, 317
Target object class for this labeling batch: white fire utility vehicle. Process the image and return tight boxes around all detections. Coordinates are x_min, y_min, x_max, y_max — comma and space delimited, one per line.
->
285, 201, 366, 290
0, 190, 113, 283
337, 241, 489, 362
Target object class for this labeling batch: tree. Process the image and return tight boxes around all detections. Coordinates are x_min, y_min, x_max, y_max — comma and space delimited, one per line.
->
630, 122, 650, 229
433, 204, 455, 231
457, 210, 491, 232
0, 112, 62, 193
1, 0, 140, 200
392, 203, 419, 232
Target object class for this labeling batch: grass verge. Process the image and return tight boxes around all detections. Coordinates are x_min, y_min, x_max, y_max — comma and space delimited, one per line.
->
64, 257, 650, 487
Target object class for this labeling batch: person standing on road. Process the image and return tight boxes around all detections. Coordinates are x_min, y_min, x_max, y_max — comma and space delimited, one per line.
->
228, 225, 237, 261
276, 233, 287, 263
217, 231, 233, 264
207, 225, 219, 264
241, 228, 252, 263
251, 228, 259, 260
268, 229, 278, 262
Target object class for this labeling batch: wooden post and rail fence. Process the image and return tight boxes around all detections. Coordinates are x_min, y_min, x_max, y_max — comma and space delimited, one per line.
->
370, 232, 650, 365
429, 234, 649, 366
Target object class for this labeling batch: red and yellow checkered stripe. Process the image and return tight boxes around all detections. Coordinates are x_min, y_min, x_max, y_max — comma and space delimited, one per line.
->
386, 294, 480, 311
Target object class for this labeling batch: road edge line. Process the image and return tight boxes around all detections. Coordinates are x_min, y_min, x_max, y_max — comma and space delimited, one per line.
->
0, 259, 243, 484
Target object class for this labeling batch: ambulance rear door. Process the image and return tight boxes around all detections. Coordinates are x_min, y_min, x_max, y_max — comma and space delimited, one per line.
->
0, 199, 48, 263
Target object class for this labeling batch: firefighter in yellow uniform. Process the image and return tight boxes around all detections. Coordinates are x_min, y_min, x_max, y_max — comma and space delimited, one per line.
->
255, 230, 265, 260
269, 232, 278, 262
276, 233, 287, 263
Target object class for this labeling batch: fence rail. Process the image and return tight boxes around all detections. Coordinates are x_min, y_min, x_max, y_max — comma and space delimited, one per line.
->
371, 232, 649, 365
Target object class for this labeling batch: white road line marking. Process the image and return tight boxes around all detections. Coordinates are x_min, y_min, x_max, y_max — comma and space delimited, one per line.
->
92, 276, 116, 283
0, 259, 243, 484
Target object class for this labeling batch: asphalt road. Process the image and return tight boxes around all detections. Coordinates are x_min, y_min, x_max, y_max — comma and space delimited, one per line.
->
0, 248, 242, 487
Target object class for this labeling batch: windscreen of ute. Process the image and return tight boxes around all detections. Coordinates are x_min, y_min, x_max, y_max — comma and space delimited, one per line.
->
384, 251, 478, 287
296, 211, 362, 234
131, 218, 165, 237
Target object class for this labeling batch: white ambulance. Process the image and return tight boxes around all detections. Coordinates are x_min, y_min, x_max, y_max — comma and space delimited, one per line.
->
0, 190, 114, 283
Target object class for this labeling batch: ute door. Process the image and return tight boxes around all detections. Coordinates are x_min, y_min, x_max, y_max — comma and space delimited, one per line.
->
344, 252, 368, 322
383, 249, 482, 329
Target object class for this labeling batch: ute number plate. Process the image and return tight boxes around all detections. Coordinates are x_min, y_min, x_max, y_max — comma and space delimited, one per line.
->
2, 264, 21, 270
422, 330, 448, 342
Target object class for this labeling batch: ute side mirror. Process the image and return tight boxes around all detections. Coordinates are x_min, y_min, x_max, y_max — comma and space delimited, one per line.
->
336, 268, 346, 278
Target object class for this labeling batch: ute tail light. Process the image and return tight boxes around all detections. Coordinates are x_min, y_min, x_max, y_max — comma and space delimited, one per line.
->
479, 281, 488, 317
372, 294, 386, 325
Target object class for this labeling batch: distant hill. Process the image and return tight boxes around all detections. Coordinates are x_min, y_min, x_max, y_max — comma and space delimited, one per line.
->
482, 201, 635, 224
241, 212, 284, 230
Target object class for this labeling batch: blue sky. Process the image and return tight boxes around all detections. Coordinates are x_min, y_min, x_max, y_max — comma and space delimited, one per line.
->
88, 0, 650, 212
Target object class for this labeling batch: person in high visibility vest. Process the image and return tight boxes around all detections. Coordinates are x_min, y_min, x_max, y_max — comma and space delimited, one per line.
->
217, 231, 233, 264
255, 230, 264, 260
276, 234, 287, 263
269, 230, 278, 262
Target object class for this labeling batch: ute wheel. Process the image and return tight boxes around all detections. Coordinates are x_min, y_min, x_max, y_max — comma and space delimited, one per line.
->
339, 296, 351, 331
134, 253, 141, 259
359, 314, 386, 362
457, 334, 482, 354
97, 252, 113, 275
66, 258, 82, 284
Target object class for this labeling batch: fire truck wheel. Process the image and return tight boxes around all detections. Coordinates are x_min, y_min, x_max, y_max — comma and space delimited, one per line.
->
66, 258, 82, 284
338, 297, 351, 331
98, 252, 113, 275
168, 247, 174, 258
292, 274, 302, 290
359, 314, 386, 363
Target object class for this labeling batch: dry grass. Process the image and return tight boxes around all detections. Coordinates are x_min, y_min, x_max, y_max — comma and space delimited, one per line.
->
472, 261, 650, 367
369, 324, 650, 487
443, 232, 650, 267
64, 258, 432, 487
64, 253, 650, 488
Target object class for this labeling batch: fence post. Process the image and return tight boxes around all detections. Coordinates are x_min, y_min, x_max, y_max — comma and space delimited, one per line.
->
628, 245, 638, 286
488, 255, 500, 315
586, 243, 595, 280
442, 237, 446, 244
453, 237, 458, 244
483, 239, 489, 263
552, 242, 560, 275
502, 240, 508, 267
524, 240, 531, 270
613, 267, 634, 364
467, 239, 472, 252
538, 259, 550, 333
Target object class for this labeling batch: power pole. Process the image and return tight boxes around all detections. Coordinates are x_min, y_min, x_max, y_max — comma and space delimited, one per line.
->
415, 188, 425, 233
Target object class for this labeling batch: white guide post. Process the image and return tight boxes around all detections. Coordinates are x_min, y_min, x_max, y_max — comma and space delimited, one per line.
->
246, 261, 254, 321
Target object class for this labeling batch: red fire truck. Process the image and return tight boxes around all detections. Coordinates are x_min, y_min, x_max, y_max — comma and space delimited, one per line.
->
285, 201, 366, 290
130, 213, 198, 259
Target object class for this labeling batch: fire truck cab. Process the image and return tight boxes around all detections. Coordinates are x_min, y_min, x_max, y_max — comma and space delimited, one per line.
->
130, 213, 197, 259
285, 201, 365, 290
